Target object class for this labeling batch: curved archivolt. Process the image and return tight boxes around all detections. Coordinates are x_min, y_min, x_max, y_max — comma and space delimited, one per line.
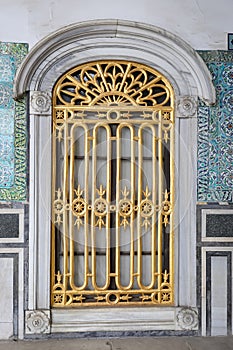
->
54, 61, 173, 107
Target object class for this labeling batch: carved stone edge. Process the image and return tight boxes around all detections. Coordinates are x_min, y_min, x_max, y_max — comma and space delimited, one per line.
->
25, 309, 51, 334
176, 96, 198, 118
14, 20, 216, 105
176, 307, 198, 330
30, 91, 51, 115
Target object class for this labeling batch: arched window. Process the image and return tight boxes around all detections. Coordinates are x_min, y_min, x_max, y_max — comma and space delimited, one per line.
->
14, 20, 215, 334
51, 60, 174, 307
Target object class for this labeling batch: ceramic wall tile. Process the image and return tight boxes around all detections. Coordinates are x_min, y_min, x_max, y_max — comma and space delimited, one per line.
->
0, 42, 28, 201
198, 51, 233, 202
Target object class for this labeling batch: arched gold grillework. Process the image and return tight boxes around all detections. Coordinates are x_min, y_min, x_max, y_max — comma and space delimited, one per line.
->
51, 60, 174, 307
54, 61, 173, 107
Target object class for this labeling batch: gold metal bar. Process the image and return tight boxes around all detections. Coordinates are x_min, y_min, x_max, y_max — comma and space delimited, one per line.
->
157, 111, 163, 298
69, 124, 89, 291
137, 124, 156, 290
84, 125, 90, 290
115, 124, 135, 290
115, 124, 121, 289
91, 125, 97, 290
169, 110, 175, 303
92, 123, 111, 291
58, 119, 163, 125
152, 125, 157, 289
63, 112, 69, 293
115, 123, 121, 287
51, 105, 58, 305
105, 125, 111, 290
98, 124, 111, 290
69, 122, 75, 291
54, 106, 173, 113
130, 125, 135, 290
137, 126, 142, 289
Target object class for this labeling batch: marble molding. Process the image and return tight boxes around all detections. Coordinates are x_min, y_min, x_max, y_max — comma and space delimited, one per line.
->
176, 96, 197, 118
14, 20, 215, 103
0, 249, 24, 339
176, 307, 198, 330
25, 310, 50, 334
30, 91, 51, 115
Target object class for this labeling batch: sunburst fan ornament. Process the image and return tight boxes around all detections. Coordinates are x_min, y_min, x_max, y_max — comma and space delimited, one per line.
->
55, 61, 172, 107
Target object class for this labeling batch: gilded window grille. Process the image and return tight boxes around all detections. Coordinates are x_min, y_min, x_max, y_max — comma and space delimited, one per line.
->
51, 61, 174, 307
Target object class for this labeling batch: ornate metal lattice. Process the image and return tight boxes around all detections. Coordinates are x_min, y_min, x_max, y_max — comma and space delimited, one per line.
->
55, 61, 172, 107
51, 60, 174, 307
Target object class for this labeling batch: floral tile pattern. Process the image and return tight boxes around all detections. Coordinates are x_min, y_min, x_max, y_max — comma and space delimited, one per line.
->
0, 42, 28, 201
197, 51, 233, 202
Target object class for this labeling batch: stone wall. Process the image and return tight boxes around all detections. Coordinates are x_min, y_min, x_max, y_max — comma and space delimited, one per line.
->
197, 51, 233, 336
0, 44, 233, 338
0, 42, 28, 339
0, 0, 231, 50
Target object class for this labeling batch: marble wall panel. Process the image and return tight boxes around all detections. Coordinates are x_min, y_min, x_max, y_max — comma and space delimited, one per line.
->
0, 257, 14, 339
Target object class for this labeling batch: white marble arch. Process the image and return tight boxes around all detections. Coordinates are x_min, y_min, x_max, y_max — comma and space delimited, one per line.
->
14, 20, 215, 334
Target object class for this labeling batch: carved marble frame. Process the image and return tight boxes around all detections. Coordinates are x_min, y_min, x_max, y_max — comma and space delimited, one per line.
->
14, 20, 215, 335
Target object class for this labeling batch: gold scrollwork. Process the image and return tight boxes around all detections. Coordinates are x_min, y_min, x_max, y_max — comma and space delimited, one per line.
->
53, 188, 65, 225
54, 61, 171, 107
56, 110, 65, 120
118, 186, 133, 229
51, 271, 172, 306
94, 198, 107, 216
94, 185, 108, 229
140, 186, 154, 230
161, 190, 172, 226
162, 119, 173, 143
72, 198, 86, 216
52, 271, 65, 305
72, 185, 87, 229
162, 111, 171, 120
